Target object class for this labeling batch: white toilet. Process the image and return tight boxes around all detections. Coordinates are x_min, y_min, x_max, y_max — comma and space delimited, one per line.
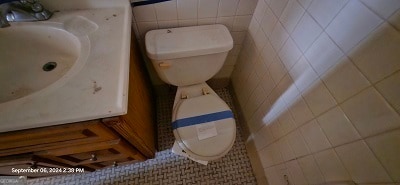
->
145, 24, 236, 164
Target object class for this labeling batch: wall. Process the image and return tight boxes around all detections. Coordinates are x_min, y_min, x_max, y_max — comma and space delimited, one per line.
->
131, 0, 257, 86
231, 0, 400, 184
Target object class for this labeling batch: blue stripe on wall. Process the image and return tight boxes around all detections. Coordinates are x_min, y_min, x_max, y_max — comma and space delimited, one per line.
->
172, 110, 234, 130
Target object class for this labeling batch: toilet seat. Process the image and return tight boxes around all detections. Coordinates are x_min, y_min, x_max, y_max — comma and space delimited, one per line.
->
172, 94, 236, 161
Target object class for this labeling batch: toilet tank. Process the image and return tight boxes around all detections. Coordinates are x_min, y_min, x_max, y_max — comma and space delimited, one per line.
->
145, 24, 233, 86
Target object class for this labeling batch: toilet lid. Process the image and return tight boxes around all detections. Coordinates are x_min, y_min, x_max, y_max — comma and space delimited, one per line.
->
172, 95, 236, 160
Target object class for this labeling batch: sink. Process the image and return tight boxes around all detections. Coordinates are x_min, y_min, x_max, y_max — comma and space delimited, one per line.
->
0, 23, 85, 103
0, 0, 132, 132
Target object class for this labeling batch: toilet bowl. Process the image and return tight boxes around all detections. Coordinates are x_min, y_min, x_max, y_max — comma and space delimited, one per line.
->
172, 83, 236, 163
145, 24, 236, 164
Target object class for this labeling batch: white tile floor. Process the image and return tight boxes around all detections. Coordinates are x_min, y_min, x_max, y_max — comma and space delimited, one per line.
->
28, 87, 257, 185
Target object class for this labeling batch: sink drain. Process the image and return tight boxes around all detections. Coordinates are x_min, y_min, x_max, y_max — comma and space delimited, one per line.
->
43, 62, 57, 72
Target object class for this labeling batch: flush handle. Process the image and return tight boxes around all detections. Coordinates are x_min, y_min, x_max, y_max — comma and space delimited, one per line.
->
159, 62, 171, 69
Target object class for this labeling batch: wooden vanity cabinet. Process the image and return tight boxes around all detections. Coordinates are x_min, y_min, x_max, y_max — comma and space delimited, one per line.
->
35, 139, 145, 171
0, 34, 156, 176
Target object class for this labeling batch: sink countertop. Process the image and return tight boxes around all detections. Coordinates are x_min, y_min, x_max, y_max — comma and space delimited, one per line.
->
0, 1, 132, 132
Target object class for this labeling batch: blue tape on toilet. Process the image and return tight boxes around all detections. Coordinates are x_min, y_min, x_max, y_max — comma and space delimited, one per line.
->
172, 110, 234, 130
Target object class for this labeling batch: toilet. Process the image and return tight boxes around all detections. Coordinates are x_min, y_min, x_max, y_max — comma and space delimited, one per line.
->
145, 24, 236, 164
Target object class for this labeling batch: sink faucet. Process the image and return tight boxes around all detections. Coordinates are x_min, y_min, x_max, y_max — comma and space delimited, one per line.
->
0, 0, 52, 28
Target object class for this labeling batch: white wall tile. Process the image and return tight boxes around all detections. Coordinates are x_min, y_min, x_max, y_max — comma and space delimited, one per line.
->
233, 15, 252, 31
300, 120, 331, 153
292, 13, 323, 53
270, 120, 284, 139
254, 100, 273, 129
254, 0, 267, 23
244, 84, 267, 119
216, 16, 235, 31
248, 17, 259, 40
281, 84, 300, 108
350, 23, 400, 83
137, 21, 158, 39
286, 160, 308, 185
288, 96, 314, 127
214, 65, 234, 78
231, 31, 246, 45
218, 0, 240, 17
260, 40, 276, 67
335, 140, 392, 183
154, 0, 178, 21
360, 0, 400, 19
280, 79, 300, 108
376, 71, 400, 113
326, 0, 383, 53
254, 28, 268, 52
260, 6, 278, 38
314, 149, 351, 182
289, 56, 319, 93
389, 9, 400, 30
278, 136, 296, 161
307, 0, 348, 28
269, 56, 287, 84
236, 0, 258, 16
133, 5, 157, 22
157, 20, 179, 29
260, 125, 276, 146
366, 129, 400, 182
178, 19, 197, 27
264, 166, 286, 185
278, 110, 296, 135
229, 44, 242, 56
297, 0, 312, 9
303, 80, 337, 116
305, 32, 344, 76
278, 38, 302, 71
198, 0, 219, 18
279, 0, 305, 33
259, 145, 275, 168
254, 56, 268, 79
269, 0, 289, 17
259, 70, 275, 96
287, 130, 310, 157
317, 107, 361, 147
298, 155, 325, 184
322, 59, 370, 103
341, 87, 400, 138
177, 0, 197, 20
197, 18, 216, 25
269, 22, 289, 51
270, 142, 284, 165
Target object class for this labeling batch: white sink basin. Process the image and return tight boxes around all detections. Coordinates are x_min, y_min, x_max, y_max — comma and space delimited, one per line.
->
0, 23, 87, 103
0, 0, 132, 132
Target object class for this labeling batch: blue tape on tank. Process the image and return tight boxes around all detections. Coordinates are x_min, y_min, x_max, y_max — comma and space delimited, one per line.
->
172, 110, 234, 130
131, 0, 171, 7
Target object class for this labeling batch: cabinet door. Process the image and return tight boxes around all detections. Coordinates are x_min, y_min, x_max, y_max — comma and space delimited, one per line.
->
0, 121, 118, 157
35, 139, 145, 170
0, 154, 69, 177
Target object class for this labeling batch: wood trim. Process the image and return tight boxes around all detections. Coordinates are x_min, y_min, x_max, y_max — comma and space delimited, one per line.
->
104, 32, 156, 158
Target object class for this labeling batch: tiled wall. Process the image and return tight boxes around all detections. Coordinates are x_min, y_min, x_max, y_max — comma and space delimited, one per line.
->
231, 0, 400, 184
131, 0, 257, 85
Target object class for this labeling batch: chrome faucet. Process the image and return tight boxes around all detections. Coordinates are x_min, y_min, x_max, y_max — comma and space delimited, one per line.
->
0, 0, 52, 28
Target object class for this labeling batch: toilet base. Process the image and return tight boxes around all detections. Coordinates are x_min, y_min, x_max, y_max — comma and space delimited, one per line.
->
172, 141, 208, 165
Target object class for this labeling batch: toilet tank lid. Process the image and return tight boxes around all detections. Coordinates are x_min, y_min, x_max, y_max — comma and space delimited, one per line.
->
145, 24, 233, 60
